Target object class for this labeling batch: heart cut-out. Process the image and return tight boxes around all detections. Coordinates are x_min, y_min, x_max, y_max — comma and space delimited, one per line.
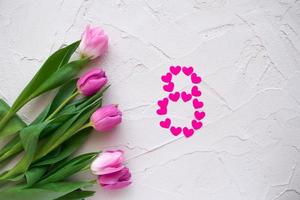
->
191, 73, 201, 84
163, 82, 174, 92
170, 126, 182, 136
170, 66, 181, 75
158, 98, 169, 108
191, 86, 201, 97
183, 127, 194, 137
181, 91, 192, 102
182, 66, 193, 76
156, 107, 167, 115
194, 111, 205, 120
192, 120, 203, 130
169, 92, 180, 102
161, 72, 172, 83
160, 118, 171, 128
193, 99, 203, 109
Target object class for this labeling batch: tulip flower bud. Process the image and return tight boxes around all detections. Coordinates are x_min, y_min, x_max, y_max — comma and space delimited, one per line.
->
79, 25, 108, 59
91, 150, 124, 175
91, 105, 122, 132
98, 167, 132, 190
77, 68, 107, 96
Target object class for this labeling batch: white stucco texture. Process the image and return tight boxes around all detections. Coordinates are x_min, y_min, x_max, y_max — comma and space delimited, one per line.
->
1, 0, 300, 199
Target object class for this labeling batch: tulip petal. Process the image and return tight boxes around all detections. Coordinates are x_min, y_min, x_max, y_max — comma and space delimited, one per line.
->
102, 181, 132, 190
90, 150, 124, 175
98, 167, 130, 184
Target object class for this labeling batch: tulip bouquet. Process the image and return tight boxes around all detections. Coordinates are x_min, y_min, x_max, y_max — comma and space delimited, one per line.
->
0, 25, 131, 200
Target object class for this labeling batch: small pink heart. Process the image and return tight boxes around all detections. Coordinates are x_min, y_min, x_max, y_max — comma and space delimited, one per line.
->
194, 111, 205, 120
170, 66, 181, 75
182, 66, 194, 76
183, 127, 194, 137
157, 98, 169, 108
161, 72, 172, 83
192, 120, 203, 130
191, 86, 201, 97
181, 91, 192, 102
193, 99, 204, 109
163, 82, 174, 92
156, 107, 167, 115
170, 126, 182, 136
191, 73, 201, 84
169, 92, 180, 102
160, 118, 171, 128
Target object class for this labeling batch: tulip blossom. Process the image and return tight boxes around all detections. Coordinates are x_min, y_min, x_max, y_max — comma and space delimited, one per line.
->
90, 104, 122, 132
77, 68, 107, 96
98, 167, 132, 190
91, 150, 124, 175
79, 25, 108, 59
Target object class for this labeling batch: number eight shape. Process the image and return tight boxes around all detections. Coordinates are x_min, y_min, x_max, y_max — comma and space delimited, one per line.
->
157, 65, 205, 138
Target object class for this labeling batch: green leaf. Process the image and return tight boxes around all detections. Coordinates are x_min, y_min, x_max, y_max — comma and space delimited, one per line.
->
0, 79, 78, 164
38, 152, 98, 184
0, 138, 22, 164
0, 122, 48, 180
33, 129, 90, 167
29, 59, 88, 100
34, 114, 82, 161
0, 99, 27, 139
0, 86, 107, 178
25, 166, 48, 187
0, 41, 80, 133
11, 41, 80, 113
34, 89, 105, 161
32, 79, 78, 124
0, 181, 93, 200
55, 190, 95, 200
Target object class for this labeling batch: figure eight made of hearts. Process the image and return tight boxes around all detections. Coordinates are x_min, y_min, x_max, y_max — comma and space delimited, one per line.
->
157, 66, 205, 138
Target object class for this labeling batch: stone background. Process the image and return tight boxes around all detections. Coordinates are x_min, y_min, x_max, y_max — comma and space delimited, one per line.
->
1, 0, 300, 199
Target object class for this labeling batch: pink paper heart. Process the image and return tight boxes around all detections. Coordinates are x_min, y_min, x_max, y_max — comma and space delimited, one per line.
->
194, 111, 205, 120
160, 118, 171, 128
170, 66, 181, 75
182, 66, 194, 76
191, 73, 201, 84
157, 98, 169, 108
163, 82, 174, 92
193, 99, 204, 109
169, 92, 180, 102
191, 86, 201, 97
170, 126, 182, 136
161, 72, 172, 83
181, 91, 192, 102
183, 127, 194, 137
192, 120, 203, 130
156, 107, 167, 115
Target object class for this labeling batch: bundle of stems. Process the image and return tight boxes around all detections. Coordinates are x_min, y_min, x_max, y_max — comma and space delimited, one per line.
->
0, 32, 110, 199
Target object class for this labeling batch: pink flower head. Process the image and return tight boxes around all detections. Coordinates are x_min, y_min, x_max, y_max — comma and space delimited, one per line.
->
79, 25, 108, 59
98, 167, 132, 190
91, 104, 122, 132
77, 68, 107, 96
91, 150, 124, 175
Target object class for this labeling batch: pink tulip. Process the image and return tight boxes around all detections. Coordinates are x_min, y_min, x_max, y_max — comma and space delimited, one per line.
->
79, 25, 108, 59
91, 105, 122, 132
77, 68, 107, 96
98, 167, 132, 190
91, 150, 124, 175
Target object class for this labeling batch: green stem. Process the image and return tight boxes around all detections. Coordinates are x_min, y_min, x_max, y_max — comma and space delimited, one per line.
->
77, 122, 92, 132
33, 122, 92, 161
45, 90, 79, 121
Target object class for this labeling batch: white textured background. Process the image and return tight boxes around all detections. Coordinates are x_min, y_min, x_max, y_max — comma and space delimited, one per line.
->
1, 0, 300, 199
